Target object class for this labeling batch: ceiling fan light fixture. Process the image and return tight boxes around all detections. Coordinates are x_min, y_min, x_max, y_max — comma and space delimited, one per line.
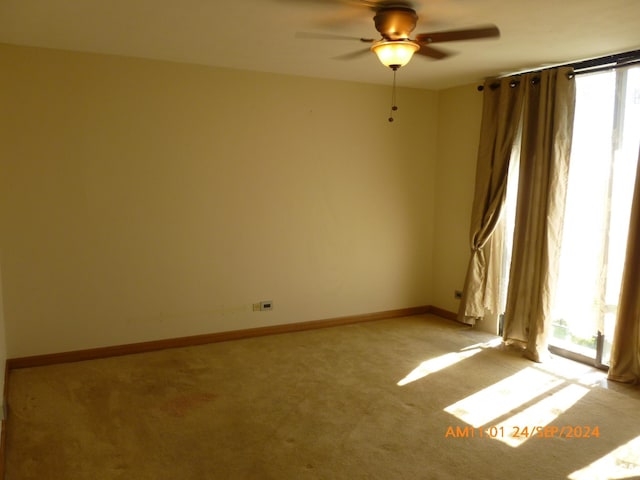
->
371, 40, 420, 69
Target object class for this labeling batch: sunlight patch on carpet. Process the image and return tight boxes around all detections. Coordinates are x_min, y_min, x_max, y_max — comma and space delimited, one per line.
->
444, 367, 563, 428
533, 358, 606, 387
569, 434, 640, 479
490, 383, 590, 447
397, 339, 501, 387
397, 349, 481, 386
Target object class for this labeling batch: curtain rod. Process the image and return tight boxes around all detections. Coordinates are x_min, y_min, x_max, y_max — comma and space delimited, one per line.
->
477, 48, 640, 91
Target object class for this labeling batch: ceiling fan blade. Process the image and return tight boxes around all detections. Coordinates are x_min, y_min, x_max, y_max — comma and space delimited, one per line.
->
295, 31, 375, 42
415, 25, 500, 44
415, 44, 452, 60
312, 8, 370, 29
333, 48, 372, 60
276, 0, 381, 8
276, 0, 354, 4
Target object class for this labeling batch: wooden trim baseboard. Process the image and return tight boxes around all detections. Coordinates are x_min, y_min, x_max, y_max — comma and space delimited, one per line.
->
428, 305, 458, 322
6, 305, 444, 370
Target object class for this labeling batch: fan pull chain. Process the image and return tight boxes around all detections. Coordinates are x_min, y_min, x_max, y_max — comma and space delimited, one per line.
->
388, 67, 399, 123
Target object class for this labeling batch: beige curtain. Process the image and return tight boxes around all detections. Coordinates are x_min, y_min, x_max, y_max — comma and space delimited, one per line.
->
502, 67, 576, 362
607, 146, 640, 383
458, 78, 524, 324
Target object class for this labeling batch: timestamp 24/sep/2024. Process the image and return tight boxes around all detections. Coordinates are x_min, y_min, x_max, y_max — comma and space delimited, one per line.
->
445, 425, 601, 439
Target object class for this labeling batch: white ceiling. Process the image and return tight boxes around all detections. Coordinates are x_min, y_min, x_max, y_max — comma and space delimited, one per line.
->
0, 0, 639, 90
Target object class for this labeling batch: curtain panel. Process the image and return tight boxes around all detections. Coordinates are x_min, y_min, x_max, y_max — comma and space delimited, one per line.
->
502, 67, 576, 362
458, 78, 524, 324
608, 146, 640, 383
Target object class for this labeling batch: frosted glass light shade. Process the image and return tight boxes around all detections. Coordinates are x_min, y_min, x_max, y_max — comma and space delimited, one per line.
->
371, 40, 420, 69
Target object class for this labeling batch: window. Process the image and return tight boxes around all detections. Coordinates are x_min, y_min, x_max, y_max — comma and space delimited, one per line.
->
549, 65, 640, 367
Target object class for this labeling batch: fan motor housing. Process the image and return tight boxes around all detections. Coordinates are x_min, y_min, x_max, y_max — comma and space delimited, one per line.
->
374, 7, 418, 40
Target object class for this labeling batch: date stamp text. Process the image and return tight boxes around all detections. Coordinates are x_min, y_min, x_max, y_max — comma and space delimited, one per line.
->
445, 425, 600, 439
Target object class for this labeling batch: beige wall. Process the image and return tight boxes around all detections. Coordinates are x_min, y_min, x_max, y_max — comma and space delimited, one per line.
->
432, 85, 483, 314
0, 44, 439, 357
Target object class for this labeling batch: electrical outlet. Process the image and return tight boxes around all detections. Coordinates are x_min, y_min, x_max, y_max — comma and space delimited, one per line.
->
454, 290, 463, 300
260, 301, 273, 311
253, 301, 273, 311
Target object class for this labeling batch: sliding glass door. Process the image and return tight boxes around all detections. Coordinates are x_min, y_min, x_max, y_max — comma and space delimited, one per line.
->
549, 65, 640, 367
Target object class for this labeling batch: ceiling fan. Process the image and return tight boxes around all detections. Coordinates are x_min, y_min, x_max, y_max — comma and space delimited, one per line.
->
297, 1, 500, 70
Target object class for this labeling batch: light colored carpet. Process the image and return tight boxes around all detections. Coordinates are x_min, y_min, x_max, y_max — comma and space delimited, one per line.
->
6, 314, 640, 479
